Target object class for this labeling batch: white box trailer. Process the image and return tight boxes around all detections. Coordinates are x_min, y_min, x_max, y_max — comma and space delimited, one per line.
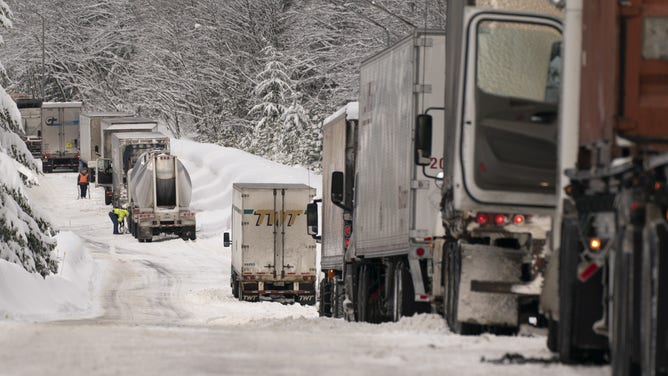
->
79, 112, 134, 164
100, 117, 158, 159
40, 101, 82, 172
343, 30, 446, 322
225, 183, 317, 305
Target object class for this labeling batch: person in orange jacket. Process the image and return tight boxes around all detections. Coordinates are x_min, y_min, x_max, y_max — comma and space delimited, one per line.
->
77, 168, 90, 199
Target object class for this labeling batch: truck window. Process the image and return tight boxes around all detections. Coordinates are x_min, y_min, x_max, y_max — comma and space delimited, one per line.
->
473, 20, 562, 194
476, 20, 562, 103
643, 17, 668, 60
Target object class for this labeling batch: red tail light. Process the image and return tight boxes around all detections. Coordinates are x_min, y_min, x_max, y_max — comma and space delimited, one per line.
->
416, 248, 425, 257
344, 225, 351, 237
476, 213, 488, 225
512, 215, 525, 224
345, 238, 350, 248
494, 214, 506, 225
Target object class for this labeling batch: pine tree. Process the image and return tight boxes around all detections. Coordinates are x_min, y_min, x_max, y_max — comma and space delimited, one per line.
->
0, 2, 57, 277
246, 43, 293, 161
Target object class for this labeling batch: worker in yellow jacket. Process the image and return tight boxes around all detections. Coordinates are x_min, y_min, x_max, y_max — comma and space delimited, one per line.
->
109, 207, 129, 235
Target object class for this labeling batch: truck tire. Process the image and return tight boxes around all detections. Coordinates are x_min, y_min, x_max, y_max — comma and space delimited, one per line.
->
319, 278, 332, 317
640, 213, 668, 376
356, 264, 382, 323
333, 280, 345, 318
612, 217, 641, 375
558, 217, 608, 364
391, 261, 421, 322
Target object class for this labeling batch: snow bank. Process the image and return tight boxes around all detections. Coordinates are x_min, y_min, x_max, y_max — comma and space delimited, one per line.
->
0, 231, 101, 321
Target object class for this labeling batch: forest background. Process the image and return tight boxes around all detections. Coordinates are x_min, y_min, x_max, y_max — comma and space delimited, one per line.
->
1, 0, 447, 170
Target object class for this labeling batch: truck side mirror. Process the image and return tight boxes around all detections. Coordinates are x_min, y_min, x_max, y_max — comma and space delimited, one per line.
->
223, 232, 231, 247
306, 202, 321, 240
331, 171, 345, 208
415, 114, 432, 166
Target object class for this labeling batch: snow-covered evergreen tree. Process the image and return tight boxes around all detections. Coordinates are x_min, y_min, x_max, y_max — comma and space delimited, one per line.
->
0, 2, 57, 277
247, 43, 293, 160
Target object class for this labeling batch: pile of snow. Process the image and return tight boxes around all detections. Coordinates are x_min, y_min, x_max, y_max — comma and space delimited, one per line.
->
0, 231, 99, 321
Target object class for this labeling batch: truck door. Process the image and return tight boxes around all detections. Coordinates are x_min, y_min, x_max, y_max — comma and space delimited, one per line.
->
459, 9, 562, 208
273, 188, 314, 280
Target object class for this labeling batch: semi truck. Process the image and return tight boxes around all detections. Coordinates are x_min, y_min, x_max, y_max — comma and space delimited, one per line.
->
127, 150, 196, 242
330, 30, 447, 323
538, 1, 668, 374
411, 2, 563, 332
106, 131, 170, 208
14, 98, 43, 158
307, 102, 358, 318
79, 112, 134, 165
225, 183, 317, 305
94, 118, 159, 204
40, 101, 82, 172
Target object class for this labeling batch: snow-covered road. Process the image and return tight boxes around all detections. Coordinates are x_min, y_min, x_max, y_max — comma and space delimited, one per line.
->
0, 141, 610, 375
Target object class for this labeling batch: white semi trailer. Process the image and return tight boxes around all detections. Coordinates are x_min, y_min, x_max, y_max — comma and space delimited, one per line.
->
307, 102, 358, 318
40, 102, 82, 172
127, 151, 196, 242
94, 118, 159, 204
335, 30, 446, 322
79, 112, 134, 164
225, 183, 317, 305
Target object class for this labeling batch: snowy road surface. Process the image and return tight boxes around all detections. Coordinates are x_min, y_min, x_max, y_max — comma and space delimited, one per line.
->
0, 141, 609, 375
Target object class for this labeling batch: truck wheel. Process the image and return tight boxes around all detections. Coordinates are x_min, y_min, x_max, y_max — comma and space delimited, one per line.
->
391, 261, 416, 322
319, 278, 332, 317
232, 279, 239, 298
357, 264, 382, 323
640, 213, 668, 376
333, 280, 345, 318
443, 241, 461, 332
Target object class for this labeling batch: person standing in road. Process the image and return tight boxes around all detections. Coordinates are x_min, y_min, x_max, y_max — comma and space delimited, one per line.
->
77, 168, 90, 199
109, 207, 129, 235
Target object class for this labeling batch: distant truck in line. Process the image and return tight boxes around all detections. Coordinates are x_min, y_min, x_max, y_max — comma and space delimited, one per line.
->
307, 102, 358, 318
40, 102, 82, 172
225, 183, 317, 305
94, 118, 159, 204
79, 112, 134, 166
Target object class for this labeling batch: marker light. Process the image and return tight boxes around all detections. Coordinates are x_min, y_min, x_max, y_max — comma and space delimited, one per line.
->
494, 214, 506, 226
513, 215, 525, 225
589, 238, 602, 251
416, 248, 425, 257
476, 213, 488, 225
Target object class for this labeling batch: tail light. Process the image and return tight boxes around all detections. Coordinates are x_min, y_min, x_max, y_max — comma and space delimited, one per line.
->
494, 214, 507, 226
512, 215, 525, 224
476, 213, 488, 225
345, 238, 350, 248
344, 224, 351, 237
416, 247, 425, 257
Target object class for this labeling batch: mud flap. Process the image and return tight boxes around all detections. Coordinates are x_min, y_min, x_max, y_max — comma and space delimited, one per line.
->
456, 243, 523, 327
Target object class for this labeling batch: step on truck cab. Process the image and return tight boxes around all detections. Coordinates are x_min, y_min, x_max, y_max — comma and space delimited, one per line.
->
225, 183, 317, 305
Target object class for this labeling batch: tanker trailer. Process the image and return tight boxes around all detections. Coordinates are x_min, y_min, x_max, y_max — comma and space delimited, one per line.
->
127, 151, 196, 242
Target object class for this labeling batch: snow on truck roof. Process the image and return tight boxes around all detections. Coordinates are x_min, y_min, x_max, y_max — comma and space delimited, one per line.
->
101, 117, 157, 125
111, 131, 168, 140
105, 124, 156, 131
233, 183, 313, 190
323, 101, 358, 126
81, 112, 134, 118
41, 101, 83, 108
